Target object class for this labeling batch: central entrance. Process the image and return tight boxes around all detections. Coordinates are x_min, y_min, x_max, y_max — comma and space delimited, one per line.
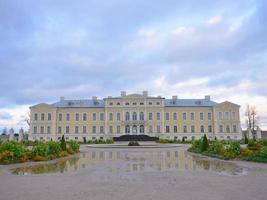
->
125, 124, 145, 135
113, 134, 158, 141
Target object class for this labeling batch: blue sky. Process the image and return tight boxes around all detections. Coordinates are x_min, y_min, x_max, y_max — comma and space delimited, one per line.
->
0, 0, 267, 131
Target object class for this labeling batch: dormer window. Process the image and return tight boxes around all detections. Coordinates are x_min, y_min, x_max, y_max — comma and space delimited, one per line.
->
125, 102, 130, 105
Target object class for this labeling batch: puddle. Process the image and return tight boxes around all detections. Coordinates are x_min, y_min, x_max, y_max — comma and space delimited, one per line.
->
11, 148, 246, 176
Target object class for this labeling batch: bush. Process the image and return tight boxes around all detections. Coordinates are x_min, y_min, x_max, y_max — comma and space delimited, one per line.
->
244, 134, 248, 144
33, 155, 45, 161
240, 148, 254, 157
208, 141, 225, 154
0, 150, 15, 163
68, 141, 79, 153
260, 139, 267, 147
226, 141, 241, 156
59, 151, 69, 157
201, 134, 209, 152
0, 141, 26, 160
32, 143, 50, 157
47, 141, 61, 156
60, 135, 67, 151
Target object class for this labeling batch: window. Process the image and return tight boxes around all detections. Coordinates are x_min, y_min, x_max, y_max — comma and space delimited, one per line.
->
132, 102, 137, 105
75, 126, 79, 133
117, 113, 121, 121
191, 125, 195, 133
166, 113, 170, 120
191, 112, 194, 120
233, 125, 237, 133
92, 126, 96, 134
33, 126, 37, 134
173, 113, 177, 120
109, 126, 113, 133
208, 125, 212, 133
40, 126, 44, 134
140, 125, 144, 133
200, 112, 204, 120
100, 113, 104, 121
34, 113, 38, 121
125, 102, 130, 105
125, 125, 130, 133
47, 126, 51, 134
232, 112, 236, 120
174, 126, 177, 133
166, 126, 170, 133
117, 102, 120, 105
83, 113, 87, 121
149, 125, 153, 133
183, 113, 186, 120
149, 113, 153, 120
218, 112, 222, 120
75, 113, 79, 121
132, 125, 137, 133
93, 113, 97, 121
133, 112, 137, 121
125, 112, 130, 121
156, 102, 160, 105
157, 125, 161, 133
149, 102, 152, 105
140, 102, 144, 105
200, 125, 205, 133
83, 126, 87, 133
66, 113, 70, 121
225, 112, 229, 120
219, 125, 223, 133
226, 125, 230, 133
208, 112, 212, 120
183, 125, 187, 133
109, 113, 113, 121
117, 126, 120, 133
41, 113, 45, 121
58, 113, 62, 121
157, 112, 160, 120
66, 126, 69, 134
48, 113, 51, 121
140, 112, 144, 120
58, 126, 62, 134
100, 126, 104, 133
109, 102, 113, 106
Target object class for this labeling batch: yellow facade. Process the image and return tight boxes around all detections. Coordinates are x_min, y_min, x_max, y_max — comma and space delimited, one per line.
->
29, 91, 242, 141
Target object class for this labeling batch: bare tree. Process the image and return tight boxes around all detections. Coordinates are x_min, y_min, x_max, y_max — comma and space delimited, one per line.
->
245, 105, 259, 139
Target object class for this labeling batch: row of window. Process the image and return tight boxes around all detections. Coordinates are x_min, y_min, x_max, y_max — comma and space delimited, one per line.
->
218, 111, 236, 120
34, 112, 219, 122
33, 124, 238, 134
108, 102, 161, 106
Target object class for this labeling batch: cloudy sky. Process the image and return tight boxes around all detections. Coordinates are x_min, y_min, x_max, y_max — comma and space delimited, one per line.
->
0, 0, 267, 131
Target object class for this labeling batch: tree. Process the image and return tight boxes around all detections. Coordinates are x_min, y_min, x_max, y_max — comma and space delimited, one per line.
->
201, 134, 209, 152
244, 134, 248, 144
245, 105, 259, 139
60, 135, 67, 151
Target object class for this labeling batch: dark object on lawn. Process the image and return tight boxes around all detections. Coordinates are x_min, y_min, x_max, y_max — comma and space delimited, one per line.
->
128, 141, 140, 146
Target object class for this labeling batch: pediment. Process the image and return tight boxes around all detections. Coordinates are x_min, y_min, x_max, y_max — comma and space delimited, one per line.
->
215, 101, 240, 108
125, 94, 145, 99
30, 103, 55, 109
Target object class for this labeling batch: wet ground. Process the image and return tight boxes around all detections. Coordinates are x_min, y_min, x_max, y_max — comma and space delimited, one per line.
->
0, 144, 267, 200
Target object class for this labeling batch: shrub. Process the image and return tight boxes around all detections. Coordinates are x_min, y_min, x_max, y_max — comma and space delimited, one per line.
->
47, 141, 61, 156
225, 141, 241, 156
68, 141, 80, 153
208, 141, 225, 154
0, 141, 26, 160
0, 150, 15, 163
67, 148, 75, 154
32, 143, 49, 157
240, 148, 254, 157
247, 140, 261, 151
59, 151, 69, 157
33, 155, 46, 161
260, 139, 267, 147
244, 134, 248, 144
201, 134, 209, 152
60, 135, 67, 151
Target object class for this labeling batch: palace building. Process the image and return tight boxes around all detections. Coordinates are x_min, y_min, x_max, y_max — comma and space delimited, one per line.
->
29, 91, 242, 141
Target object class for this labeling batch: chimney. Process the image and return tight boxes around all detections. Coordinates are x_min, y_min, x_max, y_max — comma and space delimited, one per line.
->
121, 91, 126, 97
60, 96, 65, 101
142, 91, 148, 97
172, 96, 178, 101
205, 95, 211, 100
92, 96, 97, 101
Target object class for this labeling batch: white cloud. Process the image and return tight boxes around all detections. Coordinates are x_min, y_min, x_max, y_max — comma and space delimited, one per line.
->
207, 15, 222, 25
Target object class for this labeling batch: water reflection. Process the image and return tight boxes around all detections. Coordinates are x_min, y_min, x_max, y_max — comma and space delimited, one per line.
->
11, 149, 245, 176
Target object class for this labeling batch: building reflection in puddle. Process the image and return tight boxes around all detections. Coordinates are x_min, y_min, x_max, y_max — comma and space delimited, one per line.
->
11, 149, 245, 176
